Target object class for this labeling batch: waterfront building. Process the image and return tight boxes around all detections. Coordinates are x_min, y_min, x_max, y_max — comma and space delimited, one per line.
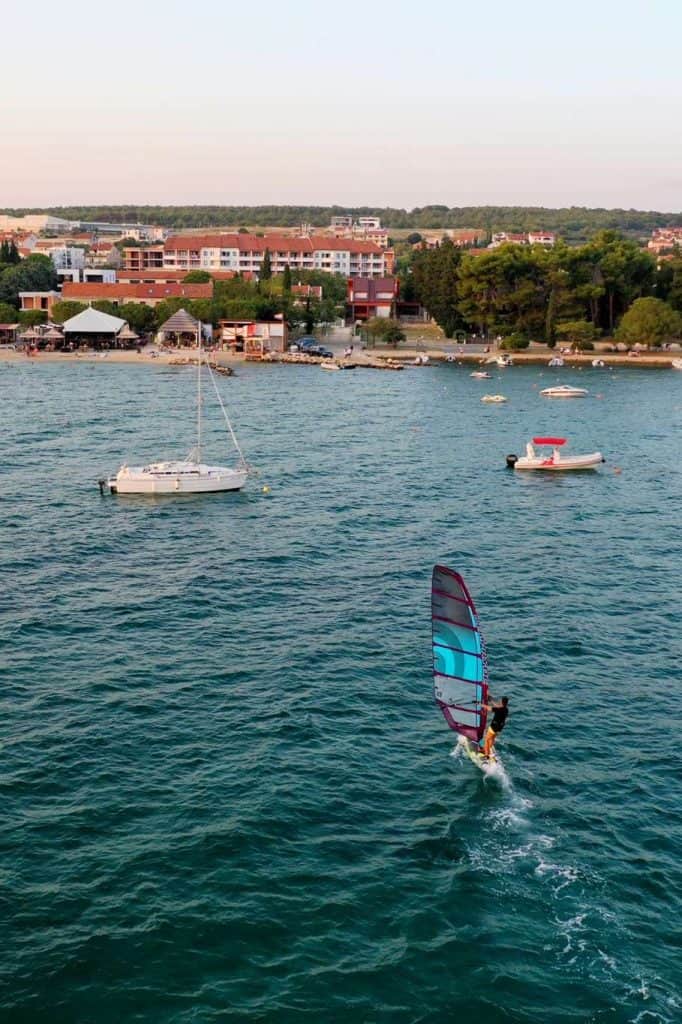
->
61, 307, 131, 348
163, 234, 386, 278
346, 277, 398, 320
218, 318, 288, 356
61, 281, 213, 307
19, 291, 62, 317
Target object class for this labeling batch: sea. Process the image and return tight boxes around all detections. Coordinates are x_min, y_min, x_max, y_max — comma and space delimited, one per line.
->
1, 357, 681, 1023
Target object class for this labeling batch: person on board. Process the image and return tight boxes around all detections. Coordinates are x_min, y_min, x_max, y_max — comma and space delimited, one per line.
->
480, 696, 509, 759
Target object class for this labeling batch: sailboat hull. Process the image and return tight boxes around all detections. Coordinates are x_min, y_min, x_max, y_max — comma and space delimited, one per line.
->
110, 462, 248, 495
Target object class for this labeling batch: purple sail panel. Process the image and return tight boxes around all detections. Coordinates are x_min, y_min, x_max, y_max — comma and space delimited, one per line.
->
432, 566, 489, 742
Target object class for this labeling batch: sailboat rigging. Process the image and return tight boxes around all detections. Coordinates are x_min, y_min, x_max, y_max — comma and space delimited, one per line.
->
100, 318, 250, 495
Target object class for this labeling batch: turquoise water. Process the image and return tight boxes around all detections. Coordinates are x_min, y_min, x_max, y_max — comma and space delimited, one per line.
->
2, 359, 681, 1023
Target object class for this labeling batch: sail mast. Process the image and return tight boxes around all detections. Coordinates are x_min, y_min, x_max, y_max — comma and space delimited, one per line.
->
196, 316, 202, 463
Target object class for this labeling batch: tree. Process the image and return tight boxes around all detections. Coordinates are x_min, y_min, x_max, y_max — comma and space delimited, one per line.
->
363, 317, 405, 347
411, 237, 464, 337
260, 249, 272, 280
18, 309, 47, 326
92, 300, 119, 317
183, 270, 212, 283
0, 300, 19, 322
0, 253, 58, 306
118, 302, 157, 333
282, 264, 292, 293
615, 297, 682, 347
52, 300, 87, 323
0, 240, 20, 265
555, 320, 600, 349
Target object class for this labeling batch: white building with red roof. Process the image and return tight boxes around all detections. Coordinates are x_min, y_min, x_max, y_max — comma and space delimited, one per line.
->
163, 234, 387, 277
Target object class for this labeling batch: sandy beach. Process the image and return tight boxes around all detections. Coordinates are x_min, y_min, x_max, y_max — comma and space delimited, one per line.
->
0, 344, 680, 370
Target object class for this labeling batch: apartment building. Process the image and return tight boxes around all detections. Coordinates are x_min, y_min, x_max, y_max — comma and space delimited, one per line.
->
346, 277, 398, 320
122, 245, 165, 271
163, 234, 386, 278
61, 282, 212, 307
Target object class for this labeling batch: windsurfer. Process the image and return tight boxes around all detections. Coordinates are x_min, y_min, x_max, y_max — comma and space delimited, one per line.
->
480, 697, 509, 759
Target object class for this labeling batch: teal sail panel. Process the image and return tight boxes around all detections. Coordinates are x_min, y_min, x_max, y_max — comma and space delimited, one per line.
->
432, 565, 489, 743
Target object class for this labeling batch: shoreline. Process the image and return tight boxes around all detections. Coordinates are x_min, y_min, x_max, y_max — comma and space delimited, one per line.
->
0, 346, 679, 370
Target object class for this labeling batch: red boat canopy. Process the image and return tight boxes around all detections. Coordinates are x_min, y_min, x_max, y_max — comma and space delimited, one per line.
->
533, 436, 566, 445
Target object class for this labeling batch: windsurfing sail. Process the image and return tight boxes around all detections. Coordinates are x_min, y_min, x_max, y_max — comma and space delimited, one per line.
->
432, 565, 489, 743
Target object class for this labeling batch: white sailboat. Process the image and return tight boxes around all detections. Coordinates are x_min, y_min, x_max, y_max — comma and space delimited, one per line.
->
100, 319, 249, 495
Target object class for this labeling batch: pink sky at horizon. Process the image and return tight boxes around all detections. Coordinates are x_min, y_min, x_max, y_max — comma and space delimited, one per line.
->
3, 0, 681, 212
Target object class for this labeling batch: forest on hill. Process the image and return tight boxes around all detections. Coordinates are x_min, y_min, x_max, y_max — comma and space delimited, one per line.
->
3, 205, 682, 242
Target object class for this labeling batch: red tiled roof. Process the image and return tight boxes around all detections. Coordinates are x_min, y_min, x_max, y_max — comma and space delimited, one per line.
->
347, 277, 397, 300
117, 269, 187, 282
62, 282, 212, 300
164, 233, 382, 256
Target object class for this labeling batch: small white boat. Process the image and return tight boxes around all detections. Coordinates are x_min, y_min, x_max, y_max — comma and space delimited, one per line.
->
320, 360, 340, 371
413, 353, 430, 365
548, 356, 564, 367
506, 437, 603, 471
540, 384, 588, 398
592, 359, 606, 368
672, 358, 682, 370
481, 394, 507, 403
100, 328, 250, 496
470, 370, 491, 379
496, 355, 513, 367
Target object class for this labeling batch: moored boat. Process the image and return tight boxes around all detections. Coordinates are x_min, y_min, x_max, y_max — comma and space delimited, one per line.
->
320, 360, 341, 371
540, 383, 588, 398
672, 358, 682, 370
506, 437, 603, 471
100, 324, 250, 496
481, 394, 507, 403
470, 370, 491, 379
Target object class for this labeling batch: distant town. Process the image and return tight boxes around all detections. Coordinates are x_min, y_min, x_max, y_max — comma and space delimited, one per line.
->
1, 209, 681, 357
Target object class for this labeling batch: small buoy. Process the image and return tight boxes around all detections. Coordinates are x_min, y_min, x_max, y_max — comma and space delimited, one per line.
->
262, 485, 270, 493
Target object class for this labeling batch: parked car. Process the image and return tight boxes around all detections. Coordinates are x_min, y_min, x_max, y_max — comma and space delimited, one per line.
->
297, 338, 333, 358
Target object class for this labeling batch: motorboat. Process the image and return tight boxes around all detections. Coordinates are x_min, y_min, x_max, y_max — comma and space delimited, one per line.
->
481, 394, 508, 403
413, 354, 430, 365
470, 370, 491, 379
100, 327, 250, 496
320, 360, 340, 371
496, 355, 513, 367
591, 359, 606, 368
672, 358, 682, 370
548, 356, 564, 367
506, 437, 604, 471
540, 384, 588, 398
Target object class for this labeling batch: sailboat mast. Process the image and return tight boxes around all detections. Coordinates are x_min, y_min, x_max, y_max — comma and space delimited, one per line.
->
197, 317, 202, 463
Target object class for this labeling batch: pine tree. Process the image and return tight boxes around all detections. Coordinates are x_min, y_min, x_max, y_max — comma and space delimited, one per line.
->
260, 249, 272, 280
0, 240, 9, 264
8, 240, 20, 264
282, 264, 291, 293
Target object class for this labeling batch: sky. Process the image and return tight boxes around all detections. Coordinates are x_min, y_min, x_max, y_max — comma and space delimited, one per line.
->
3, 0, 681, 210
